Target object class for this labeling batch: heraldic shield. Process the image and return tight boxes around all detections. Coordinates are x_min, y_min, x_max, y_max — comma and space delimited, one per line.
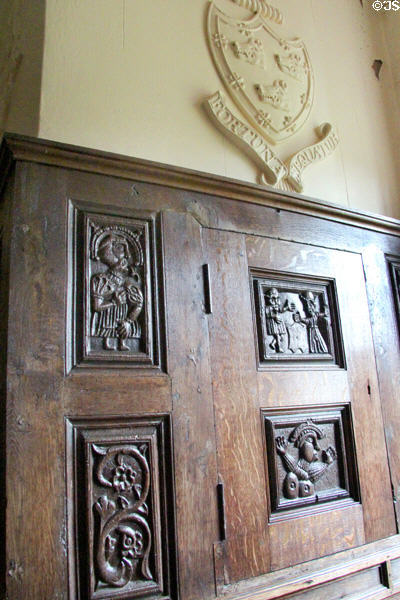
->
207, 0, 314, 145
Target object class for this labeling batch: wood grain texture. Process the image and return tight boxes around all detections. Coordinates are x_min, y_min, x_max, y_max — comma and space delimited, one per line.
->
162, 211, 219, 600
2, 133, 400, 235
363, 247, 400, 532
246, 234, 396, 545
5, 163, 67, 599
2, 137, 400, 600
217, 535, 400, 600
269, 505, 364, 570
204, 227, 271, 582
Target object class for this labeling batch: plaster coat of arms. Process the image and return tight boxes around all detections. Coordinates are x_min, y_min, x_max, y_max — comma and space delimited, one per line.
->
204, 0, 339, 192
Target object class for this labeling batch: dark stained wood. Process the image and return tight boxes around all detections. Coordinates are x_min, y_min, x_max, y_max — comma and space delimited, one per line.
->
246, 235, 396, 544
162, 211, 219, 600
204, 227, 271, 583
3, 133, 400, 235
2, 135, 400, 600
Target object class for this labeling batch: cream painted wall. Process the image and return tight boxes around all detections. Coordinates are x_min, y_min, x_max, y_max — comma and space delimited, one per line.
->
0, 0, 45, 136
4, 0, 400, 219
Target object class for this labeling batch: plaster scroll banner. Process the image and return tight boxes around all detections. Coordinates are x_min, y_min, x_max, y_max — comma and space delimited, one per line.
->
205, 91, 287, 185
204, 0, 339, 193
206, 92, 339, 193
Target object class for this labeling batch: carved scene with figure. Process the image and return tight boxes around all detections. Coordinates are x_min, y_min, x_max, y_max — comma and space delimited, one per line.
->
252, 272, 345, 368
263, 406, 360, 516
67, 204, 162, 371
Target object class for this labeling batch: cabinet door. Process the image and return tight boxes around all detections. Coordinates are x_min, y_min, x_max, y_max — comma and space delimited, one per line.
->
204, 228, 395, 587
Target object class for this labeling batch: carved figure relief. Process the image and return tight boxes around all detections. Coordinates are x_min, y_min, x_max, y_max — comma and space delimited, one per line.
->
66, 416, 175, 600
263, 406, 360, 515
299, 291, 328, 354
204, 0, 339, 193
67, 204, 163, 371
275, 420, 336, 500
252, 273, 345, 368
90, 224, 144, 352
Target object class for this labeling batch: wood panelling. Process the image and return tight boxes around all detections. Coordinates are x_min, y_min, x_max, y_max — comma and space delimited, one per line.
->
162, 211, 219, 600
2, 135, 400, 600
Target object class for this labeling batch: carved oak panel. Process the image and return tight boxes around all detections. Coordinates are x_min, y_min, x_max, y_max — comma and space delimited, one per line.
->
262, 405, 360, 518
252, 271, 345, 369
67, 203, 163, 371
66, 415, 176, 600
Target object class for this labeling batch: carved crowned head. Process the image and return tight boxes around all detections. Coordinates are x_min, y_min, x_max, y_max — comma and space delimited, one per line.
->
91, 225, 143, 274
289, 419, 323, 462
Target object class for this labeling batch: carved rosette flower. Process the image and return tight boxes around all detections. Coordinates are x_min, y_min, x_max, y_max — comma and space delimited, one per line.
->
112, 462, 137, 493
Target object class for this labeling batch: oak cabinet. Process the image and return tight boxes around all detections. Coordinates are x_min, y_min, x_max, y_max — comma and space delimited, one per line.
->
2, 134, 400, 600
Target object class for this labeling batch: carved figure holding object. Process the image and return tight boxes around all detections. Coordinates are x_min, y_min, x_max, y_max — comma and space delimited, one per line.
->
90, 225, 144, 351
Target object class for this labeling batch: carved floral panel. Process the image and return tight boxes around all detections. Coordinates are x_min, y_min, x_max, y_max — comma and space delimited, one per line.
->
262, 405, 360, 517
66, 416, 175, 600
67, 203, 162, 371
252, 272, 345, 368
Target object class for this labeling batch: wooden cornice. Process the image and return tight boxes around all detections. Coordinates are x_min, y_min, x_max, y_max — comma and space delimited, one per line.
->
1, 132, 400, 236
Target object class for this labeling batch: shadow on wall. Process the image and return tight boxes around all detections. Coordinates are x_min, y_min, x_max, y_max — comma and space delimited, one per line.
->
0, 0, 46, 137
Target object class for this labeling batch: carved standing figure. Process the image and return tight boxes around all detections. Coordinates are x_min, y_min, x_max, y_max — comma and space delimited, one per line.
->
299, 291, 328, 354
275, 420, 336, 500
90, 225, 144, 351
264, 287, 295, 353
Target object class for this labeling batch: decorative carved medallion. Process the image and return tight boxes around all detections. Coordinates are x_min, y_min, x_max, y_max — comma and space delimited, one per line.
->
67, 203, 163, 371
252, 271, 345, 369
66, 416, 176, 600
263, 406, 360, 516
204, 0, 339, 192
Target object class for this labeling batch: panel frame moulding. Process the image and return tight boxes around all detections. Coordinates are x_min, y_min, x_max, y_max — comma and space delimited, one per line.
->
65, 413, 177, 600
66, 200, 165, 374
261, 403, 361, 520
250, 269, 346, 371
2, 133, 400, 236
